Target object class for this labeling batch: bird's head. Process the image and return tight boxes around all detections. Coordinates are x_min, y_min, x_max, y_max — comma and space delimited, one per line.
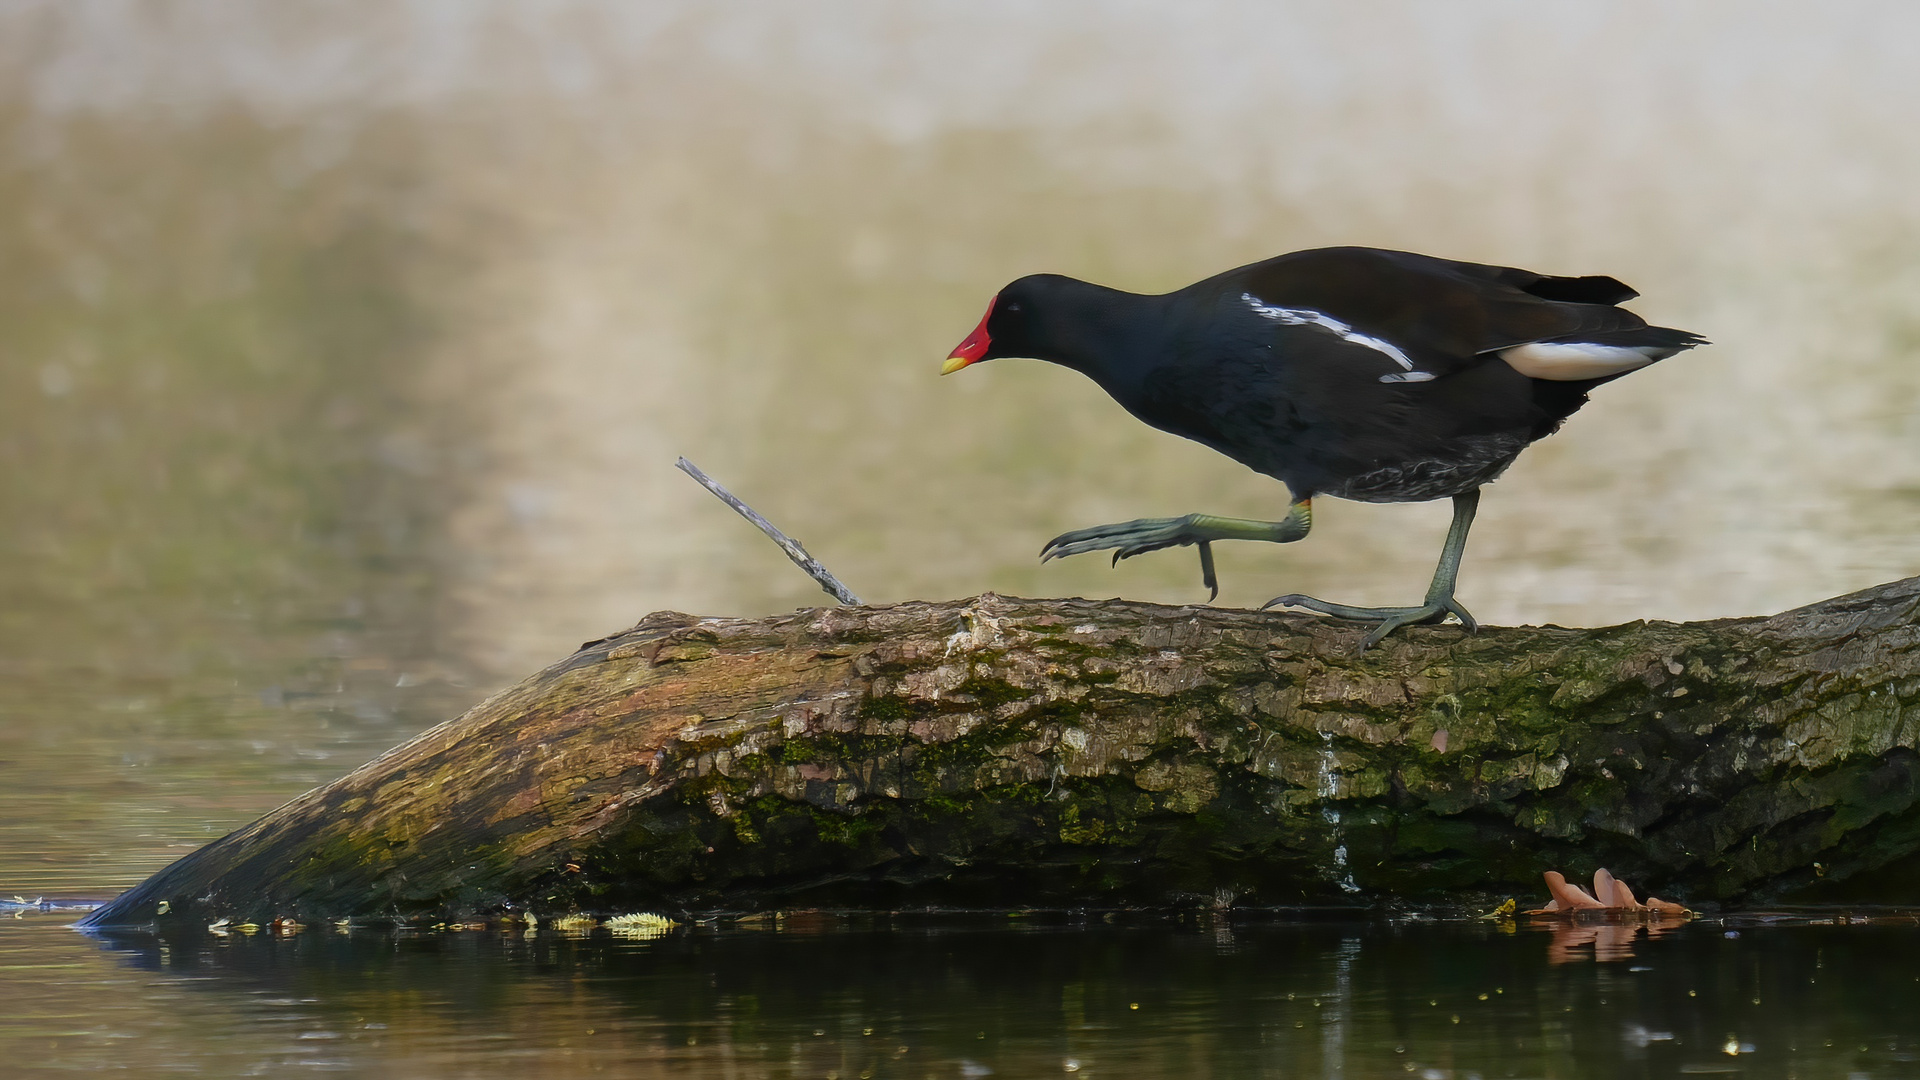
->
940, 275, 1069, 374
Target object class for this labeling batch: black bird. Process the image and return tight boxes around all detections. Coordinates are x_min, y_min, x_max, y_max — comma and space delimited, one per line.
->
941, 246, 1705, 647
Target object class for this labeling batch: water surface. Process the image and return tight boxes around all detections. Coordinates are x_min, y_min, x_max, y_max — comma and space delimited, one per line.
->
7, 911, 1920, 1078
5, 3, 1920, 1075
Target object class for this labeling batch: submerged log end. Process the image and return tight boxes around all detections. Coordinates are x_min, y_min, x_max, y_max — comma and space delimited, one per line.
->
83, 579, 1920, 928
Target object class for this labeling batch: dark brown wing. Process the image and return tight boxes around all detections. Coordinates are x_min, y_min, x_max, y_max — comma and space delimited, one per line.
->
1220, 246, 1651, 377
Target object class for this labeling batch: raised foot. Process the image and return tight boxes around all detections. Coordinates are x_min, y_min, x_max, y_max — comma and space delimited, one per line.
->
1263, 593, 1478, 650
1040, 515, 1214, 563
1041, 507, 1310, 603
1041, 515, 1226, 601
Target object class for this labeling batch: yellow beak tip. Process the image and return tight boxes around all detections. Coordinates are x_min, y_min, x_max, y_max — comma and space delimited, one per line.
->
940, 355, 973, 375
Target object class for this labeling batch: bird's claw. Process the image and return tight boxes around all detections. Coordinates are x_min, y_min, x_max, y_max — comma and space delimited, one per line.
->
1040, 516, 1201, 563
1041, 516, 1219, 602
1263, 593, 1477, 650
1197, 540, 1219, 602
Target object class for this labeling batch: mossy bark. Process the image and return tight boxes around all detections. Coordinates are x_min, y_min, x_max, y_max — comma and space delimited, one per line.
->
84, 579, 1920, 928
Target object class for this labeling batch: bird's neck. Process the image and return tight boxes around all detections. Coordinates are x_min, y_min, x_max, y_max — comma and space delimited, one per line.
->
1029, 281, 1176, 399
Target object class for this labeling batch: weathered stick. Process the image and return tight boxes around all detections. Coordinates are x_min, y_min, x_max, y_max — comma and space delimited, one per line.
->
81, 577, 1920, 928
675, 457, 860, 606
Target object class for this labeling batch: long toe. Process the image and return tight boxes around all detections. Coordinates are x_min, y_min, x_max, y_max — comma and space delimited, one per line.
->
1360, 613, 1423, 651
1040, 524, 1116, 560
1263, 594, 1428, 620
1041, 517, 1195, 562
1357, 604, 1460, 649
1264, 594, 1475, 650
1198, 540, 1219, 602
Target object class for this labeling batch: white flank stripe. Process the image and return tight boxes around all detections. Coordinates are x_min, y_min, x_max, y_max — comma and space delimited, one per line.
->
1241, 293, 1434, 383
1498, 342, 1662, 381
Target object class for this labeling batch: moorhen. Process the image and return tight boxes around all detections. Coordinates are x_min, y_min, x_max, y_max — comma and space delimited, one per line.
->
942, 246, 1705, 648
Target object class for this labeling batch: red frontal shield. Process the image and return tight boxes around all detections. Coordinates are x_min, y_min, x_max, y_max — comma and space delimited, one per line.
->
942, 295, 996, 374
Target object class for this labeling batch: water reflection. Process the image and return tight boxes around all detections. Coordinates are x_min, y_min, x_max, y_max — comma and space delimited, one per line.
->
1530, 915, 1688, 966
0, 914, 1912, 1077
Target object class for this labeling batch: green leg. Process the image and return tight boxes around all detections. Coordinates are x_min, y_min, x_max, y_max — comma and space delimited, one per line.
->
1041, 501, 1313, 601
1264, 489, 1481, 649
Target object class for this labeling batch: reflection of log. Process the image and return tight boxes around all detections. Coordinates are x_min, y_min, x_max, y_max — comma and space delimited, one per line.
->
84, 578, 1920, 928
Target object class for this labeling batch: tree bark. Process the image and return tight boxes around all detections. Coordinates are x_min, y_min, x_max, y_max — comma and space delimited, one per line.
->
84, 578, 1920, 928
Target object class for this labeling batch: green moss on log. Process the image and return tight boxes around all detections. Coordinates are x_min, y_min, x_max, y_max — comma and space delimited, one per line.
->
82, 579, 1920, 928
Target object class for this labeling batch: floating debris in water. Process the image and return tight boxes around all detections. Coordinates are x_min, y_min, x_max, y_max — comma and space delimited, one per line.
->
5, 895, 93, 918
1526, 869, 1690, 916
605, 912, 676, 939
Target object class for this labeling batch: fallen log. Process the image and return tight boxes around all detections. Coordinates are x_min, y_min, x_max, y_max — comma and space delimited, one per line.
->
83, 578, 1920, 928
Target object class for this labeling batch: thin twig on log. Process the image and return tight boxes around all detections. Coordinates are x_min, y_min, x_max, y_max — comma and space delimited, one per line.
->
675, 456, 861, 606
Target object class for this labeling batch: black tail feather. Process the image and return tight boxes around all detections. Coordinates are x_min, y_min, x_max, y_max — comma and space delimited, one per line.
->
1542, 326, 1709, 351
1519, 273, 1640, 305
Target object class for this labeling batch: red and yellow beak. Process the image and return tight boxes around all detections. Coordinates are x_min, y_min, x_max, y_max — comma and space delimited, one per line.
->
942, 296, 996, 374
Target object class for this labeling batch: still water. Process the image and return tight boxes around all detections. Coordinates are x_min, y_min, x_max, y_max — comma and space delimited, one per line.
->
6, 2, 1920, 1076
7, 911, 1920, 1078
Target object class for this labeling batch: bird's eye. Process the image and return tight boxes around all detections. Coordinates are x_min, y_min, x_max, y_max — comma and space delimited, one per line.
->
1004, 302, 1022, 314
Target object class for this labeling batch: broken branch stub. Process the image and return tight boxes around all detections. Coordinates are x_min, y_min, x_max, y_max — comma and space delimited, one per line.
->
675, 457, 860, 605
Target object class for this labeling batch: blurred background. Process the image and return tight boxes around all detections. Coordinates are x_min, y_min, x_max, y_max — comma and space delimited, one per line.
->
4, 0, 1920, 894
